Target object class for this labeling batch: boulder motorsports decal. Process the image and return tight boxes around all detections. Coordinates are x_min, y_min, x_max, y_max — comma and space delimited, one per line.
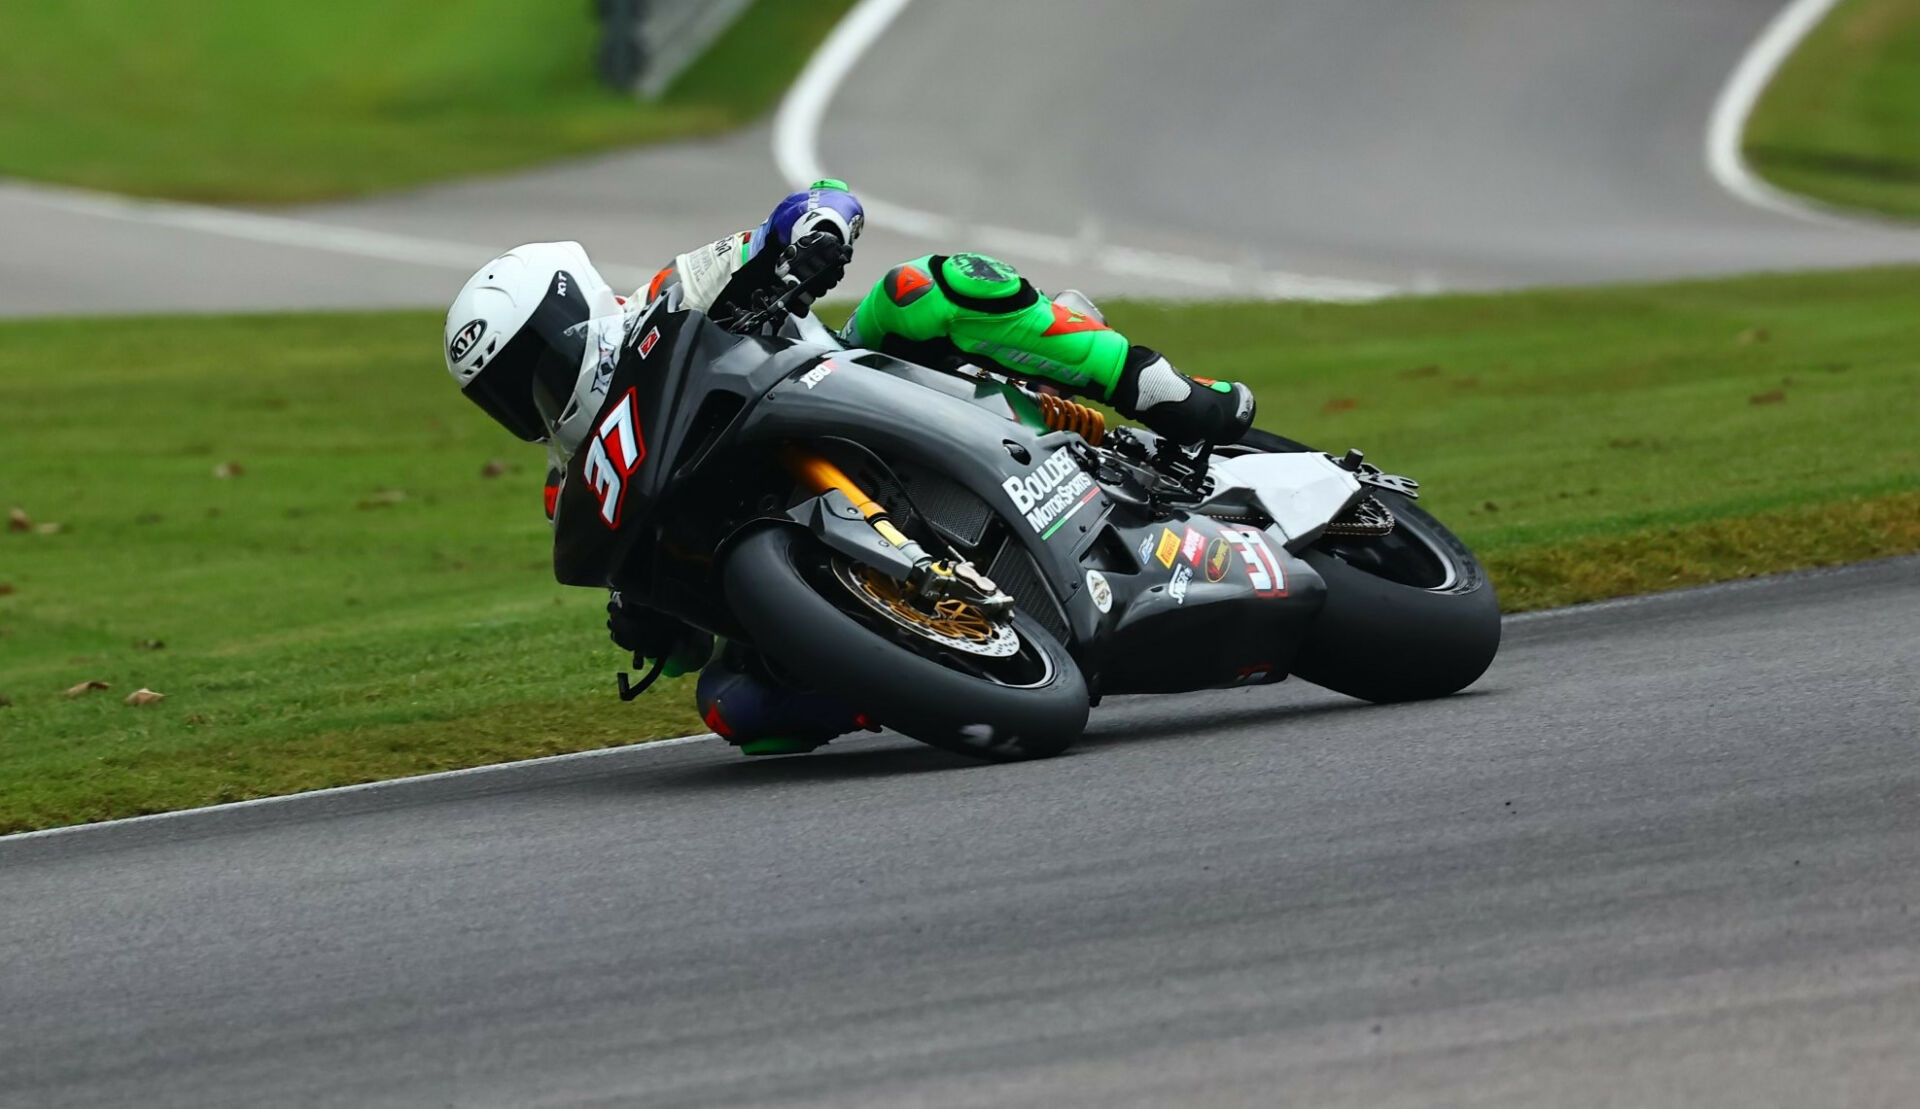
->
1003, 449, 1098, 538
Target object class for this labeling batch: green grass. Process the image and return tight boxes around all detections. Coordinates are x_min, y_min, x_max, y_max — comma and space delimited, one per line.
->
1747, 0, 1920, 219
4, 267, 1919, 832
0, 0, 856, 203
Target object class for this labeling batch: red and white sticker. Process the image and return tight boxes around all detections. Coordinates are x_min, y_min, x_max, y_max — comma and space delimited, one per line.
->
1218, 525, 1287, 597
1181, 526, 1206, 566
637, 327, 661, 359
582, 387, 647, 528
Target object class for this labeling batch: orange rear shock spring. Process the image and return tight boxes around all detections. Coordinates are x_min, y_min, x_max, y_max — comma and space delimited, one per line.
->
1036, 393, 1106, 445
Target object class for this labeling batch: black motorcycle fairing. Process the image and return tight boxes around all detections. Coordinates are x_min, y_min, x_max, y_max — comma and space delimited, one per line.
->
550, 302, 835, 590
1092, 518, 1328, 694
733, 351, 1118, 646
736, 360, 1334, 694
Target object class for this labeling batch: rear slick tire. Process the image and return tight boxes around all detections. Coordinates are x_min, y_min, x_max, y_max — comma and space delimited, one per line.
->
1290, 491, 1501, 704
722, 525, 1089, 760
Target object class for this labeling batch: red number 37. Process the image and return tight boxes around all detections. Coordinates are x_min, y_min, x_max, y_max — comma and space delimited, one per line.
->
583, 387, 647, 528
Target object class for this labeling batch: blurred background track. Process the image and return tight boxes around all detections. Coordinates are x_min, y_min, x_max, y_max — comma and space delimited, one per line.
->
6, 0, 1920, 318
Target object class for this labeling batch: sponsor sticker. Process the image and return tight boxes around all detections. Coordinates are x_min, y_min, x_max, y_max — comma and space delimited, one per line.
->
1154, 528, 1181, 569
447, 318, 486, 363
1204, 537, 1232, 583
1085, 569, 1113, 614
1219, 525, 1287, 597
1168, 564, 1193, 605
798, 361, 834, 388
1003, 450, 1099, 538
1137, 534, 1157, 565
1181, 526, 1205, 566
637, 327, 661, 359
887, 264, 933, 306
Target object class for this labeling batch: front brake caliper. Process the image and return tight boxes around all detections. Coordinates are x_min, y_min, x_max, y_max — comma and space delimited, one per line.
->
914, 559, 1014, 617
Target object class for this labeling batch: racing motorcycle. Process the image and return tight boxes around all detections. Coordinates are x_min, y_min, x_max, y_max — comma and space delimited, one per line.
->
553, 287, 1500, 760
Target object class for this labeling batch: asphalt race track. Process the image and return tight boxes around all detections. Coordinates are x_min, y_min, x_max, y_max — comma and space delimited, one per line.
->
4, 559, 1917, 1106
6, 0, 1920, 316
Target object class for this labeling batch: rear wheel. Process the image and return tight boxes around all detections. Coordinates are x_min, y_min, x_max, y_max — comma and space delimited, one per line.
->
1234, 429, 1499, 702
722, 526, 1088, 760
1292, 490, 1500, 702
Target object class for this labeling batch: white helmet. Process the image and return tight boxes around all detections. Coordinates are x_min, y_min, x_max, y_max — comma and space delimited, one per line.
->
444, 242, 621, 441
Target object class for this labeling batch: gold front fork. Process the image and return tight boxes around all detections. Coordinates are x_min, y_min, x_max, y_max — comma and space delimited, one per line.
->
782, 446, 1010, 613
783, 447, 918, 553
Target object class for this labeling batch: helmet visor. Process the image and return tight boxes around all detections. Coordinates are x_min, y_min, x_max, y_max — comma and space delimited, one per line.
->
461, 270, 592, 442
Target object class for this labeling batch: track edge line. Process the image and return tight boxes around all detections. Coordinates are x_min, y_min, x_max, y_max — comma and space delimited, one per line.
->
0, 733, 721, 846
768, 0, 1395, 302
12, 558, 1916, 845
1703, 0, 1879, 229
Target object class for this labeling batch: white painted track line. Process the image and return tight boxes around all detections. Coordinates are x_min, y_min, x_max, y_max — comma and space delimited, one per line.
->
0, 732, 721, 845
1704, 0, 1866, 227
0, 180, 662, 292
771, 0, 1397, 302
5, 181, 500, 269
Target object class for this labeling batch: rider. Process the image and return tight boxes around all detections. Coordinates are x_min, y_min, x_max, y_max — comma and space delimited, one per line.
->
442, 180, 1256, 755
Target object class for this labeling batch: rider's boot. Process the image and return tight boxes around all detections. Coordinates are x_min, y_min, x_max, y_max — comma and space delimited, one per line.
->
1113, 345, 1256, 447
694, 642, 865, 756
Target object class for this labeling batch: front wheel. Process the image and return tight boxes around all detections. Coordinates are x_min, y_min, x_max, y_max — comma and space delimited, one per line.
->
722, 526, 1089, 760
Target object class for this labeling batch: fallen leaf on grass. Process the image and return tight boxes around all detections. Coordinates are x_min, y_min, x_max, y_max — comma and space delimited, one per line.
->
0, 582, 14, 595
1322, 397, 1359, 413
134, 639, 166, 650
480, 459, 510, 478
357, 489, 407, 509
1750, 390, 1787, 406
1483, 501, 1500, 513
7, 508, 29, 532
0, 695, 13, 708
212, 461, 244, 479
124, 688, 166, 706
1737, 327, 1771, 344
34, 522, 65, 535
65, 680, 111, 698
1398, 364, 1442, 379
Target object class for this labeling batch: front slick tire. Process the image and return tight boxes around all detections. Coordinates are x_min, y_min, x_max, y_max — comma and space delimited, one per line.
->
722, 526, 1088, 760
